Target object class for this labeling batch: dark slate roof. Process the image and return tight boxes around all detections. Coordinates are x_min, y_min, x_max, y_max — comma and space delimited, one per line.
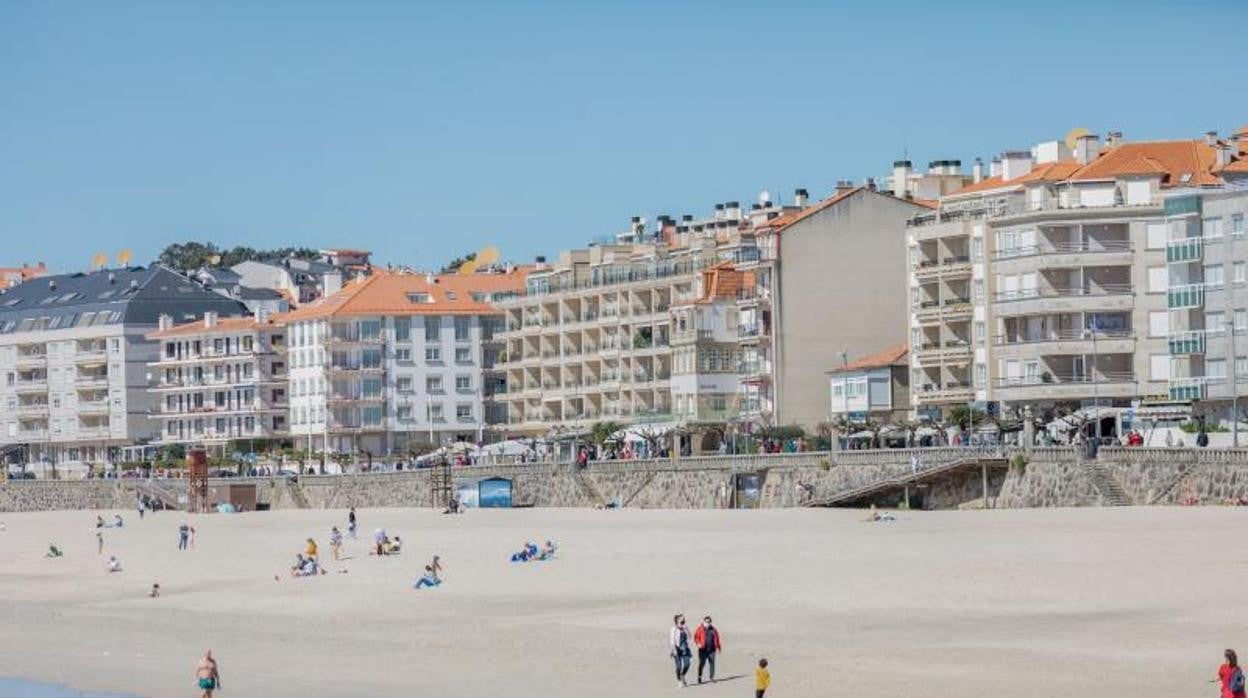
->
197, 267, 242, 286
0, 266, 248, 333
234, 286, 283, 300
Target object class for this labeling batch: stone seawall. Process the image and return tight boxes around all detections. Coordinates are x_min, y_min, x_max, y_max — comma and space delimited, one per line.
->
6, 447, 1248, 513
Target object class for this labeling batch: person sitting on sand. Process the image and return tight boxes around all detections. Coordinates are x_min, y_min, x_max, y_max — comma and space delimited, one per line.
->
413, 564, 441, 589
430, 555, 443, 578
291, 554, 308, 577
106, 555, 122, 573
538, 540, 557, 560
96, 515, 105, 529
46, 543, 63, 558
384, 535, 402, 555
150, 583, 161, 598
864, 504, 895, 523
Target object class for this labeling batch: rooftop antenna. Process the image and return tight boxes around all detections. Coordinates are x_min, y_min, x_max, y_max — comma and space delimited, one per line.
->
116, 250, 134, 267
91, 252, 107, 270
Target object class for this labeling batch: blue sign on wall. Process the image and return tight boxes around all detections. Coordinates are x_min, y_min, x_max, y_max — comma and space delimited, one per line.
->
478, 477, 513, 508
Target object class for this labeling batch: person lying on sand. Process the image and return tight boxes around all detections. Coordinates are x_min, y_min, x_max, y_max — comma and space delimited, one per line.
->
413, 565, 441, 589
106, 555, 122, 573
46, 543, 63, 558
863, 505, 896, 523
538, 540, 557, 560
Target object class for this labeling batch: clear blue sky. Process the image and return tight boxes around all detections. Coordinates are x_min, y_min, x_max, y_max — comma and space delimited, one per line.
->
2, 1, 1245, 272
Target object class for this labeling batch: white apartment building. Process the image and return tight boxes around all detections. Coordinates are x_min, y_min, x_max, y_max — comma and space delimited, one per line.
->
147, 312, 289, 446
0, 266, 247, 466
906, 128, 1244, 425
281, 269, 526, 455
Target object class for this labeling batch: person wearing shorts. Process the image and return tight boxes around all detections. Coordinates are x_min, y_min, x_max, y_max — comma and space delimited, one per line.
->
196, 649, 220, 697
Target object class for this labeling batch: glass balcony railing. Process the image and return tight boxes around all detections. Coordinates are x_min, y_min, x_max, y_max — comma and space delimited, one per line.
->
1167, 330, 1206, 355
1167, 283, 1205, 310
1166, 237, 1203, 263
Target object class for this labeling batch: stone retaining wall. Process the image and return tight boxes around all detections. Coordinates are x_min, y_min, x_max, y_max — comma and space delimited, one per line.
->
8, 447, 1248, 513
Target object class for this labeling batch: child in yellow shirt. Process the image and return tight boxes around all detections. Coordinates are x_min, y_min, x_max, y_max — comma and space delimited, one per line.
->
755, 658, 770, 697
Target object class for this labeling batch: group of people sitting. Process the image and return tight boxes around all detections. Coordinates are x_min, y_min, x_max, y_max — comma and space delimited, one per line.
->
372, 529, 402, 556
509, 540, 557, 563
290, 537, 325, 577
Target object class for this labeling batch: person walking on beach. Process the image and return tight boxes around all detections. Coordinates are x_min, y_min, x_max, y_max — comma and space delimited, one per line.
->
96, 531, 104, 555
196, 649, 221, 697
178, 522, 190, 550
1217, 649, 1246, 698
348, 507, 358, 538
329, 526, 343, 561
669, 614, 693, 687
755, 658, 770, 697
693, 616, 722, 684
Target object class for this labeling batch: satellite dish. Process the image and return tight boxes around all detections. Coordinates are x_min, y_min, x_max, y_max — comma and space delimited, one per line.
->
116, 250, 134, 266
1064, 127, 1091, 151
759, 190, 771, 205
91, 252, 107, 270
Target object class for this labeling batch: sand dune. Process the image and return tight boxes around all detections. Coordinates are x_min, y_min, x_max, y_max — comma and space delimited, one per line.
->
0, 506, 1241, 697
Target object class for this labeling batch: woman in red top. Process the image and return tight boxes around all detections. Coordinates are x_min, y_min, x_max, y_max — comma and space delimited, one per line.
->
1218, 648, 1246, 698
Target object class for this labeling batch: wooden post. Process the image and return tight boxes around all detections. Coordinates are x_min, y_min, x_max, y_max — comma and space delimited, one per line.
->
903, 485, 910, 510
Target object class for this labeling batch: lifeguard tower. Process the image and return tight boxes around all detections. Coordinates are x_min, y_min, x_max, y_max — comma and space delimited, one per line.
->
187, 445, 210, 514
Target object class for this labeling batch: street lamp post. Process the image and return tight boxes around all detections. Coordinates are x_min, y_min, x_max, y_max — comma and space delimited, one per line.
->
1087, 320, 1101, 444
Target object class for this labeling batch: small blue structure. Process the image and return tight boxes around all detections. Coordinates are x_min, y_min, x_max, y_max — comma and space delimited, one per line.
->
478, 477, 513, 508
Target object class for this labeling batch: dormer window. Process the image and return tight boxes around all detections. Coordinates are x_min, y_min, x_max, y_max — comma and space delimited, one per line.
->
1179, 173, 1192, 184
406, 292, 432, 304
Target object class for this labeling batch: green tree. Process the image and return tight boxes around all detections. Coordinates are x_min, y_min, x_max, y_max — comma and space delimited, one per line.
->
157, 241, 319, 271
441, 251, 477, 273
589, 421, 624, 449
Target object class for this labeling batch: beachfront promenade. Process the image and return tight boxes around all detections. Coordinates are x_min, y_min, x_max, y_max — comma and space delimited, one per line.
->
5, 445, 1248, 513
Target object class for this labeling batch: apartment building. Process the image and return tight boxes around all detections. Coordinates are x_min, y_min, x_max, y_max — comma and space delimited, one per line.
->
280, 268, 526, 455
827, 344, 910, 424
147, 312, 289, 446
494, 201, 790, 437
1163, 137, 1248, 421
906, 129, 1239, 423
0, 266, 247, 465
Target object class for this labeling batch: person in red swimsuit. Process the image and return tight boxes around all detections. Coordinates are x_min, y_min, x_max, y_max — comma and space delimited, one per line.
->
1217, 648, 1246, 698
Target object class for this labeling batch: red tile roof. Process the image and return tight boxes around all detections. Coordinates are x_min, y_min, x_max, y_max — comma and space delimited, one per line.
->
829, 343, 909, 373
943, 175, 1019, 199
765, 187, 931, 232
281, 268, 529, 321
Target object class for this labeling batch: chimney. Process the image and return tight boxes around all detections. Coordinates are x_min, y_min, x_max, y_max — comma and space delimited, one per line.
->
1206, 131, 1219, 147
158, 314, 173, 331
425, 272, 435, 285
1000, 151, 1034, 180
713, 203, 725, 221
1074, 134, 1101, 165
725, 201, 741, 220
630, 215, 645, 237
1106, 131, 1123, 148
892, 160, 913, 197
835, 179, 855, 194
681, 214, 693, 223
794, 188, 809, 207
203, 311, 218, 329
972, 158, 984, 183
989, 157, 1003, 178
1217, 142, 1234, 168
865, 177, 877, 192
108, 272, 116, 284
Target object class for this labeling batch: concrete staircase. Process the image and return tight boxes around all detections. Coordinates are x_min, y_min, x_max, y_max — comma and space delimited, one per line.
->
283, 477, 311, 510
572, 467, 607, 507
1083, 461, 1133, 506
807, 457, 1006, 508
129, 480, 184, 511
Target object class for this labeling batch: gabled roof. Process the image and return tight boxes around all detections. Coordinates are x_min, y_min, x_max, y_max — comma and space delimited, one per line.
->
943, 175, 1020, 199
281, 268, 529, 321
1016, 160, 1083, 183
828, 343, 909, 373
765, 187, 932, 232
683, 263, 753, 305
149, 315, 281, 338
1069, 140, 1219, 186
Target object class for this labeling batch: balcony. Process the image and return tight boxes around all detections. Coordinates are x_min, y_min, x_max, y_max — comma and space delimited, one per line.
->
15, 352, 47, 368
77, 401, 111, 415
327, 392, 385, 403
994, 329, 1135, 358
74, 350, 109, 365
914, 341, 973, 365
16, 429, 49, 441
1168, 330, 1206, 355
1168, 283, 1205, 310
14, 380, 48, 393
1167, 237, 1203, 264
1169, 377, 1206, 401
994, 285, 1133, 317
16, 402, 49, 416
75, 373, 110, 388
328, 363, 385, 374
994, 372, 1138, 401
913, 255, 973, 281
915, 382, 974, 403
324, 334, 385, 346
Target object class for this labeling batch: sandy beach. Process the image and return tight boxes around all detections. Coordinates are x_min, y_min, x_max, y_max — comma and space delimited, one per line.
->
0, 505, 1243, 697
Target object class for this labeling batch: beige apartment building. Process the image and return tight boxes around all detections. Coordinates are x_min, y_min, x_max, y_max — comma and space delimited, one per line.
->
147, 312, 289, 447
907, 128, 1242, 424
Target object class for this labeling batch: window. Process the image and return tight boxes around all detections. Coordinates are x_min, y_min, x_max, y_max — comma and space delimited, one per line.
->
394, 317, 410, 341
397, 376, 413, 393
424, 316, 441, 341
359, 319, 381, 340
973, 279, 985, 303
454, 316, 471, 341
1208, 311, 1226, 334
1146, 222, 1168, 249
1149, 311, 1170, 337
1238, 356, 1248, 378
1204, 264, 1225, 288
362, 406, 383, 425
426, 376, 443, 393
1208, 358, 1228, 380
1233, 214, 1245, 237
395, 348, 412, 362
407, 293, 432, 304
1147, 266, 1169, 293
1150, 354, 1171, 381
455, 375, 472, 392
455, 347, 473, 364
397, 405, 413, 421
974, 363, 987, 387
971, 238, 984, 262
1203, 217, 1223, 239
457, 403, 472, 420
425, 346, 442, 363
429, 403, 444, 421
1235, 262, 1246, 285
974, 321, 986, 344
1236, 309, 1247, 333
